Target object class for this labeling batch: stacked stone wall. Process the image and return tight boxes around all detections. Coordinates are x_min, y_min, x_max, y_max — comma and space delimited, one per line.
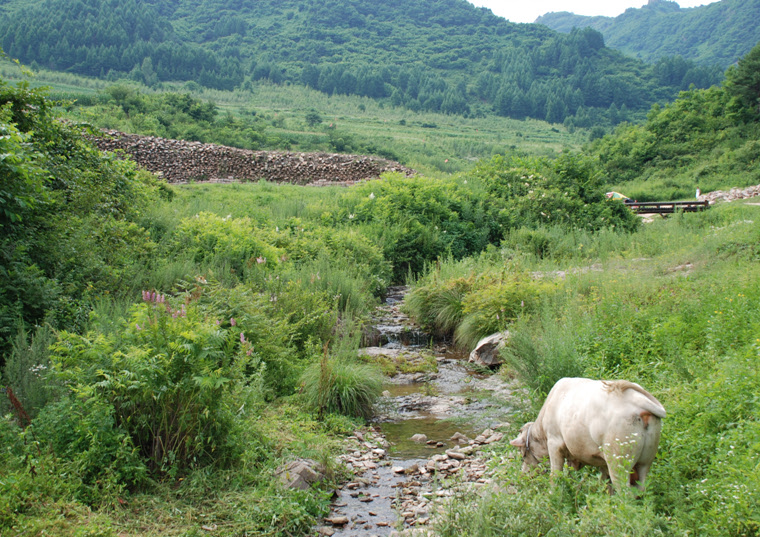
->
93, 130, 415, 185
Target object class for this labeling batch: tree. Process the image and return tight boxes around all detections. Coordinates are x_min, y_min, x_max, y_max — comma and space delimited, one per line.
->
305, 110, 322, 127
724, 42, 760, 120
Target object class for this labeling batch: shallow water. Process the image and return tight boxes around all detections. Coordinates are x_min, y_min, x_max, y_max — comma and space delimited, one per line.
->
380, 417, 480, 458
323, 289, 513, 536
327, 458, 428, 536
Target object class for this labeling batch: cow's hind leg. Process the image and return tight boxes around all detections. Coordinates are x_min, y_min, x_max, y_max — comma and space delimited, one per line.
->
630, 462, 651, 491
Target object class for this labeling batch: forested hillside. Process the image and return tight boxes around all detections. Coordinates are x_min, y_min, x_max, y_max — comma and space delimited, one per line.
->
590, 42, 760, 200
0, 0, 720, 126
536, 0, 760, 68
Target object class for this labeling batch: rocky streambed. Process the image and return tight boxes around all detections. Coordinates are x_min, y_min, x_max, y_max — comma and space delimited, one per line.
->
317, 287, 520, 536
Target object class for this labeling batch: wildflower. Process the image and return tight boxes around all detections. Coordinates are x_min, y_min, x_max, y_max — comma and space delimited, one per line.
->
240, 333, 245, 343
230, 317, 236, 327
348, 213, 355, 219
136, 323, 141, 331
256, 256, 266, 264
369, 192, 375, 200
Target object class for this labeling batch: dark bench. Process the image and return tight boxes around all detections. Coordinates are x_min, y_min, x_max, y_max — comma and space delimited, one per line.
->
626, 200, 709, 215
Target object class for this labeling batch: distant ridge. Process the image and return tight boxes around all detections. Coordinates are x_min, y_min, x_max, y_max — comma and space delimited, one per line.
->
535, 0, 760, 67
0, 0, 722, 127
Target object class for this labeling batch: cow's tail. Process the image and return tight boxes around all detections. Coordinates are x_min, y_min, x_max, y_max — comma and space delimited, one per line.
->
603, 380, 667, 418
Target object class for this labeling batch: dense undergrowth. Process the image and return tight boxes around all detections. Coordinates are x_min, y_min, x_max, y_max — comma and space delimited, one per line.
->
2, 44, 760, 535
406, 203, 760, 536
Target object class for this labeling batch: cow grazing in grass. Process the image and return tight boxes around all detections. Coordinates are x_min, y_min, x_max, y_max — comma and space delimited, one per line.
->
510, 377, 666, 491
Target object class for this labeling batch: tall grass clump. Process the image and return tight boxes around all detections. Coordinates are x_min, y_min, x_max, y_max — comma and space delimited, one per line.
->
405, 252, 561, 350
500, 299, 586, 401
300, 321, 383, 420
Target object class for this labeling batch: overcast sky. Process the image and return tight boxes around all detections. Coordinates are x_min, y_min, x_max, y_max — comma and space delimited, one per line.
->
469, 0, 721, 24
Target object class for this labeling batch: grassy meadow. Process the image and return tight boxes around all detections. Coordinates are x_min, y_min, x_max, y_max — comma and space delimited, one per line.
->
405, 201, 760, 536
0, 59, 586, 175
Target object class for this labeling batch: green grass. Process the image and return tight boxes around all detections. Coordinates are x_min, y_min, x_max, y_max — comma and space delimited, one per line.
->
400, 201, 760, 535
0, 59, 587, 175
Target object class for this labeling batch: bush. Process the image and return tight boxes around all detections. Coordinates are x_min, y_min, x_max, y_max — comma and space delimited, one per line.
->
2, 324, 57, 418
48, 293, 266, 479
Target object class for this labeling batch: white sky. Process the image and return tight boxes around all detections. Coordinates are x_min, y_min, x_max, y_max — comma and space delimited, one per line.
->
469, 0, 721, 24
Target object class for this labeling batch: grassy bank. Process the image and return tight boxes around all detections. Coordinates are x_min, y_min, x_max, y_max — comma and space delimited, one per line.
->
404, 201, 760, 535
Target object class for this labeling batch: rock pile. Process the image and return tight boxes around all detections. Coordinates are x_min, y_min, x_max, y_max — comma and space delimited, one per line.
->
699, 184, 760, 204
92, 130, 416, 185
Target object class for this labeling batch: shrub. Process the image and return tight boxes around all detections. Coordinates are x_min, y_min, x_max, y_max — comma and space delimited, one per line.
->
171, 212, 283, 275
468, 153, 639, 233
2, 324, 57, 418
48, 294, 264, 479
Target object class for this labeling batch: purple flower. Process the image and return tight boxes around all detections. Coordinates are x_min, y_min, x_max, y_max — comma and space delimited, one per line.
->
240, 332, 245, 343
230, 317, 236, 327
256, 256, 266, 265
136, 323, 141, 331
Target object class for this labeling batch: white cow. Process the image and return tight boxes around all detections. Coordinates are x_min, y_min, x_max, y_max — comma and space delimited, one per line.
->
510, 377, 666, 491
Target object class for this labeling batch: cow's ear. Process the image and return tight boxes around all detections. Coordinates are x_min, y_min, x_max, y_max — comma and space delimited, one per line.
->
510, 437, 525, 447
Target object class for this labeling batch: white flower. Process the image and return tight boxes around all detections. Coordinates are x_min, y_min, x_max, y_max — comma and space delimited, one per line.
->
369, 192, 375, 200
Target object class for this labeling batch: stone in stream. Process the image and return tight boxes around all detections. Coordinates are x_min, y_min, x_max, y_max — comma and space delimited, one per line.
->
450, 432, 471, 444
468, 331, 509, 367
410, 433, 428, 443
324, 516, 349, 526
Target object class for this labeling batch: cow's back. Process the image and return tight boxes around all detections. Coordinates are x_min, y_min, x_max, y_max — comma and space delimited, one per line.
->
537, 378, 664, 468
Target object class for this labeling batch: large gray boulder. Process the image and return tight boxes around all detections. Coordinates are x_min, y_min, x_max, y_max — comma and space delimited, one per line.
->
276, 459, 325, 490
468, 331, 509, 368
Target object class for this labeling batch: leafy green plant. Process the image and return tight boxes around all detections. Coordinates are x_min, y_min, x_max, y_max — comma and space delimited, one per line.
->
48, 293, 263, 478
2, 324, 57, 418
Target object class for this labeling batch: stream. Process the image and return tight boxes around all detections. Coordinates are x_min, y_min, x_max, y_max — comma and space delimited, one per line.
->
318, 287, 517, 537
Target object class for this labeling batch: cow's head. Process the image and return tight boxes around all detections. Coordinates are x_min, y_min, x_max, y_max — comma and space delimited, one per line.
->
510, 422, 541, 471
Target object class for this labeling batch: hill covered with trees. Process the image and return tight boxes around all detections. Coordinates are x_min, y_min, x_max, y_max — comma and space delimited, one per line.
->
536, 0, 760, 68
0, 0, 720, 126
590, 41, 760, 200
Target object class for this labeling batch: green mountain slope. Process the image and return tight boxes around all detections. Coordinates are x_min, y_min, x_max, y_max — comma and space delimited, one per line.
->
0, 0, 719, 126
536, 0, 760, 68
590, 42, 760, 200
